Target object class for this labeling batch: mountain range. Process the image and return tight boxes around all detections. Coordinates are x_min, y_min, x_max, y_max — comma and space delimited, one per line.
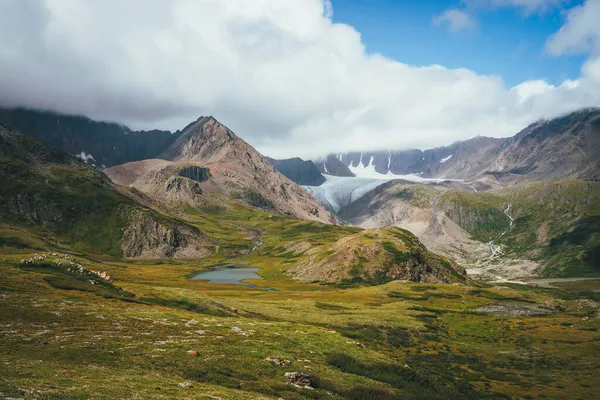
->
318, 108, 600, 184
1, 105, 599, 400
1, 106, 599, 280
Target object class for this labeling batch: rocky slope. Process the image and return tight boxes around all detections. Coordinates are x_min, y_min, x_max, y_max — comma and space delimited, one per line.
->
287, 227, 466, 284
485, 108, 600, 182
266, 157, 325, 186
106, 117, 335, 223
339, 179, 600, 278
0, 124, 214, 259
0, 108, 179, 168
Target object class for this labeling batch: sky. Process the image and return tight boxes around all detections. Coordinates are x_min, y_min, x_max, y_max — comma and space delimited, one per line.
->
0, 0, 599, 159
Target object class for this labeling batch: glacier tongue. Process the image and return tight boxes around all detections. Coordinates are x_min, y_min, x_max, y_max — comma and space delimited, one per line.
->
304, 175, 391, 213
305, 171, 464, 213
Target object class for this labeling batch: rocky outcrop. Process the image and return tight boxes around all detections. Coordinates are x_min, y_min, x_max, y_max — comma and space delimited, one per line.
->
133, 170, 204, 204
122, 211, 214, 259
177, 165, 211, 183
287, 227, 466, 284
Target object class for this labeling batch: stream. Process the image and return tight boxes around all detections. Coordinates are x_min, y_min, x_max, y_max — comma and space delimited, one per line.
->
487, 202, 514, 259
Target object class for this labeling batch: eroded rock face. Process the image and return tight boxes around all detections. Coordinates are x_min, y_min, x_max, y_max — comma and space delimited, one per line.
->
122, 211, 213, 259
177, 165, 211, 183
133, 170, 204, 204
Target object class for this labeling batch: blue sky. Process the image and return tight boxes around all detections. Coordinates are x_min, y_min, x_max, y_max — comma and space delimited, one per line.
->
331, 0, 586, 86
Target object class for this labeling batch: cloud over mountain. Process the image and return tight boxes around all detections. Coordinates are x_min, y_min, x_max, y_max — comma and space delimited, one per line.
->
0, 0, 599, 158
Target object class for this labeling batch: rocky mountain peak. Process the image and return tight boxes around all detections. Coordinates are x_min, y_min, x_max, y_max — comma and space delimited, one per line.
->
159, 116, 239, 163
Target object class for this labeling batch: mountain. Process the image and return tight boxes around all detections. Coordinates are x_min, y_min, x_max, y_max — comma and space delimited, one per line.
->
323, 136, 503, 180
485, 108, 600, 182
322, 108, 600, 183
0, 108, 179, 168
314, 154, 355, 177
106, 117, 335, 223
0, 124, 214, 258
266, 157, 325, 186
338, 179, 600, 278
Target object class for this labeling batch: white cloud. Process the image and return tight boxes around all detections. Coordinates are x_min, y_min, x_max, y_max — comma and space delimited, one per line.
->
546, 0, 600, 55
432, 9, 477, 32
463, 0, 569, 13
0, 0, 599, 159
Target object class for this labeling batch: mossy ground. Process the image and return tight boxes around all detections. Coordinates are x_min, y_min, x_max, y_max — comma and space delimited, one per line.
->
1, 243, 599, 399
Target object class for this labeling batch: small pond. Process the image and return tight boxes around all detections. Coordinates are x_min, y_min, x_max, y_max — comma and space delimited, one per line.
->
191, 264, 263, 286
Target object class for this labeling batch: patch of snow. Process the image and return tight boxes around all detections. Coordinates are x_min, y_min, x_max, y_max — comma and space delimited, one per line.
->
349, 154, 380, 177
323, 163, 328, 174
348, 158, 460, 182
386, 151, 391, 172
77, 151, 95, 163
440, 154, 453, 163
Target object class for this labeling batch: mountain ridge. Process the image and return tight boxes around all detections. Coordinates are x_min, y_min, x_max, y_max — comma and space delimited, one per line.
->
106, 117, 336, 224
318, 108, 600, 184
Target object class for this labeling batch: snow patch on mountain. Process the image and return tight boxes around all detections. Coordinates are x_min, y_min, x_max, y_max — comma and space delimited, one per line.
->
77, 151, 95, 163
440, 154, 453, 163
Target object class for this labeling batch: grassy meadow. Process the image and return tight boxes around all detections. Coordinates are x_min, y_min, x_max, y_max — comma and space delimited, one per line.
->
1, 232, 599, 399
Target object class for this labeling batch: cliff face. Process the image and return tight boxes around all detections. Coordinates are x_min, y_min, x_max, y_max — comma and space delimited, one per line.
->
122, 211, 213, 259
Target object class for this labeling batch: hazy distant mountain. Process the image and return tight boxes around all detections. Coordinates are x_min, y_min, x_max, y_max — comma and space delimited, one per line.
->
321, 108, 600, 183
0, 108, 179, 168
314, 154, 355, 177
266, 157, 325, 186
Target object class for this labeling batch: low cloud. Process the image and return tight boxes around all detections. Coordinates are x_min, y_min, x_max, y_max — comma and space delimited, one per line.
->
0, 0, 599, 159
433, 9, 477, 32
463, 0, 570, 14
